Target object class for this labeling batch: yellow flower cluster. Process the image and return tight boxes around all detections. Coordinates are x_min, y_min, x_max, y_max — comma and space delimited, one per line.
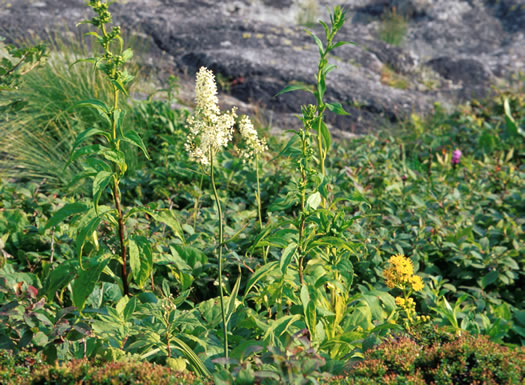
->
383, 254, 424, 292
395, 296, 430, 330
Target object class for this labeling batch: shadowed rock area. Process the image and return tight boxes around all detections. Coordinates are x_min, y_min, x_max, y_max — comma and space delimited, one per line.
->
1, 0, 524, 135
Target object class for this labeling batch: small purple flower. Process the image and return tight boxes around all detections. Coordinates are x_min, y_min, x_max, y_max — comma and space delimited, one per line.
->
452, 149, 462, 167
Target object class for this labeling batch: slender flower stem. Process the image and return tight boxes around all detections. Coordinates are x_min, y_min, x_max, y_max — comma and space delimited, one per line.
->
255, 155, 263, 230
255, 155, 269, 264
210, 152, 228, 362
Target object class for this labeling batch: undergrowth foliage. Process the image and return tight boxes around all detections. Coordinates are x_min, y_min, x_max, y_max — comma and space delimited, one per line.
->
0, 1, 524, 384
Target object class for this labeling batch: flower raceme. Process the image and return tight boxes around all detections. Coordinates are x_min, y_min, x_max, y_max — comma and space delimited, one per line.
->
383, 254, 424, 292
185, 67, 237, 166
238, 115, 268, 161
185, 67, 266, 165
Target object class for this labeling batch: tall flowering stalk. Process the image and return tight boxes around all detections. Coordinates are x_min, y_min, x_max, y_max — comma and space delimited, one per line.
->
185, 67, 237, 362
238, 115, 268, 230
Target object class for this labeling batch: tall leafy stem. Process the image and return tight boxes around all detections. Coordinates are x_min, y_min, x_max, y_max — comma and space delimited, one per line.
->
278, 6, 351, 179
50, 0, 151, 299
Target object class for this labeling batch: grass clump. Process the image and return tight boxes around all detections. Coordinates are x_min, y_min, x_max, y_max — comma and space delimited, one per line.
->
378, 7, 408, 46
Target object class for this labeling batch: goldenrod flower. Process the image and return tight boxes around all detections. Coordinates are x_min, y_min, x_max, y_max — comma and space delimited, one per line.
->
383, 254, 424, 292
410, 275, 424, 291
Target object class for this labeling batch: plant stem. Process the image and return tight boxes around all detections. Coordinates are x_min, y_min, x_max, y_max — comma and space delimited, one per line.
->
110, 83, 129, 296
256, 155, 263, 230
210, 152, 228, 362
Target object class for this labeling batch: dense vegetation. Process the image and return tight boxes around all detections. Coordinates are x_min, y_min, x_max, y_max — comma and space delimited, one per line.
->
0, 1, 524, 384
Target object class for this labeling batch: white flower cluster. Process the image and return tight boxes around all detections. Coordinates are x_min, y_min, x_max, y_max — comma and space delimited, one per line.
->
238, 115, 267, 161
185, 67, 237, 166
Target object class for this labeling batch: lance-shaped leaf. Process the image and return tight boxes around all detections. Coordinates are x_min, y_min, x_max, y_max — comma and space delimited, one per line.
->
44, 202, 89, 230
275, 83, 314, 97
279, 242, 297, 274
122, 130, 151, 159
326, 102, 350, 116
92, 170, 113, 212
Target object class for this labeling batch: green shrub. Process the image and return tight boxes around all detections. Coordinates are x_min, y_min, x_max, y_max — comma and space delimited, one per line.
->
341, 328, 525, 384
0, 352, 207, 385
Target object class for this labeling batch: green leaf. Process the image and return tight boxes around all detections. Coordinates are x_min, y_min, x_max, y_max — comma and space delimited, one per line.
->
326, 102, 350, 116
92, 171, 113, 212
306, 191, 322, 210
72, 257, 109, 311
45, 202, 89, 230
75, 214, 102, 263
504, 98, 525, 138
275, 83, 314, 97
121, 48, 133, 62
481, 270, 499, 289
331, 40, 354, 49
129, 239, 140, 286
279, 243, 297, 274
153, 210, 185, 242
308, 30, 324, 55
122, 130, 151, 159
129, 236, 153, 288
72, 127, 111, 152
43, 260, 78, 299
319, 119, 332, 150
98, 148, 127, 174
73, 99, 110, 115
225, 275, 241, 325
112, 79, 128, 96
244, 261, 279, 298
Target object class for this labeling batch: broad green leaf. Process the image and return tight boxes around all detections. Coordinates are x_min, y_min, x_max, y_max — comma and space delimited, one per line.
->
43, 260, 78, 299
98, 148, 127, 174
129, 239, 141, 285
275, 83, 314, 97
122, 130, 151, 159
326, 102, 350, 116
279, 243, 297, 274
129, 236, 153, 288
153, 210, 185, 242
306, 191, 322, 210
263, 314, 301, 342
45, 202, 89, 230
481, 270, 499, 289
121, 48, 133, 62
72, 257, 109, 311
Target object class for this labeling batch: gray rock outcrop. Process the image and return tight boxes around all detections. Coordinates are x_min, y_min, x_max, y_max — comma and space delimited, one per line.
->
1, 0, 524, 135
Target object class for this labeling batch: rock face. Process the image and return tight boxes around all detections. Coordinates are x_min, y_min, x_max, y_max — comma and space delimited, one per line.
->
1, 0, 524, 135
